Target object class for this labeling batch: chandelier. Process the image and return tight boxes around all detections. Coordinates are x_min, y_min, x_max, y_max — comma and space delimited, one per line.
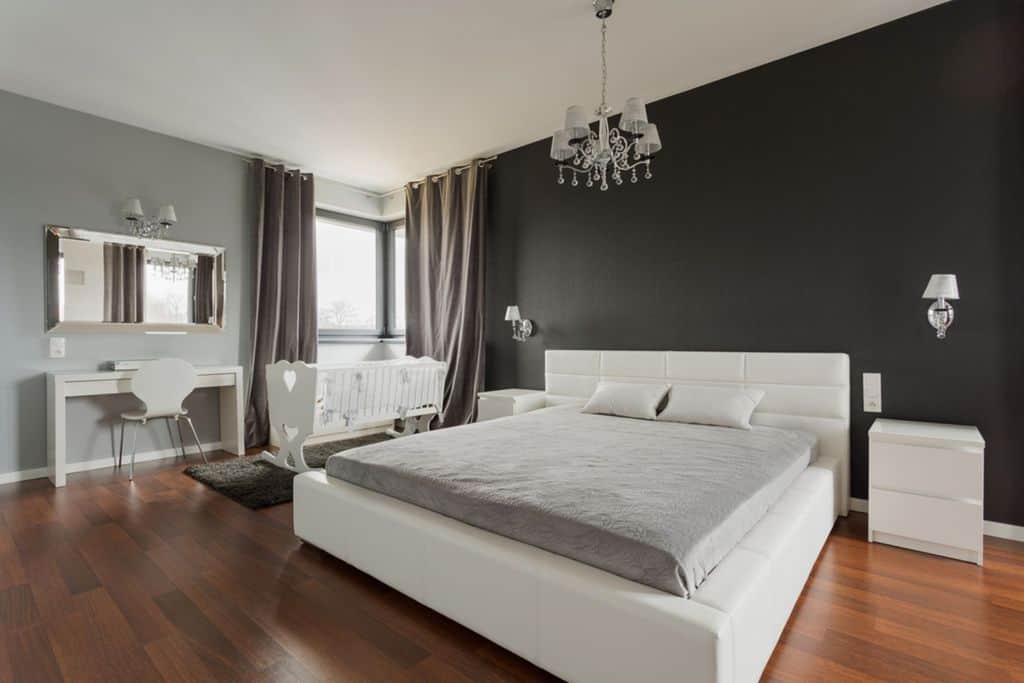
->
147, 251, 196, 282
550, 0, 662, 191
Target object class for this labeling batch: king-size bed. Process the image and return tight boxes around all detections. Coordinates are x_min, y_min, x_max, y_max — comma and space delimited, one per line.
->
294, 350, 850, 682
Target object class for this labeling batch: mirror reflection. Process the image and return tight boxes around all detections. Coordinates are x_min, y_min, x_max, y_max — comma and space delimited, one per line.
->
46, 225, 226, 332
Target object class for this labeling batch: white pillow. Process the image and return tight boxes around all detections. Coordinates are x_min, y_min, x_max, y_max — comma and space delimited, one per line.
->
657, 385, 765, 430
582, 382, 670, 421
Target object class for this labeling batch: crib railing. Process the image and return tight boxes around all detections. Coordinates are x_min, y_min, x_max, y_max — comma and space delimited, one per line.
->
261, 357, 447, 472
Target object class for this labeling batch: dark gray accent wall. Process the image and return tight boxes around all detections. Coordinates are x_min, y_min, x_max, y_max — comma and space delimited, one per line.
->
0, 90, 252, 475
486, 0, 1024, 525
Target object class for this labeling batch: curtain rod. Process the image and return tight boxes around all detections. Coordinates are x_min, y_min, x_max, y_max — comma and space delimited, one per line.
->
405, 156, 497, 190
246, 155, 496, 191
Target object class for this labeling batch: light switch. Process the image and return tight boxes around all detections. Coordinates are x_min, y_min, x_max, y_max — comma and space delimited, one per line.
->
49, 337, 66, 359
863, 372, 882, 413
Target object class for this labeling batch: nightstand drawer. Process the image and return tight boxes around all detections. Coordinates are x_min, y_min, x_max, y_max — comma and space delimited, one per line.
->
870, 487, 982, 552
477, 396, 509, 421
870, 441, 982, 501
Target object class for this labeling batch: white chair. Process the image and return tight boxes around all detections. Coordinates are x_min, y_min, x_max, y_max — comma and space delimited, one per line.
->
118, 358, 206, 480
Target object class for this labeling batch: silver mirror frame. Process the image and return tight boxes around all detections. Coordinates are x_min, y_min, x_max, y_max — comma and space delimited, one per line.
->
44, 225, 227, 334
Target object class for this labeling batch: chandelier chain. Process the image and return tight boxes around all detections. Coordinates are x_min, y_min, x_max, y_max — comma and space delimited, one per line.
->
600, 19, 608, 113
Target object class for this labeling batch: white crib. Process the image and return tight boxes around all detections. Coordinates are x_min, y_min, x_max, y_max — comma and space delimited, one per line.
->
261, 356, 447, 472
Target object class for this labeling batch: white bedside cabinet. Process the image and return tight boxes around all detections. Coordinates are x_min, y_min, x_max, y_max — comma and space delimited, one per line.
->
868, 418, 985, 565
476, 389, 547, 422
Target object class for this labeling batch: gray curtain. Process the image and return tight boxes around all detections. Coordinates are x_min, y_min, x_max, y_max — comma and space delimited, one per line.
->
103, 243, 145, 323
405, 160, 489, 427
192, 254, 215, 324
244, 160, 317, 447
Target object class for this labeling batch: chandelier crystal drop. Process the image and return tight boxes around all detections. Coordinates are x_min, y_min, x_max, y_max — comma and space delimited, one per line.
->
550, 0, 661, 191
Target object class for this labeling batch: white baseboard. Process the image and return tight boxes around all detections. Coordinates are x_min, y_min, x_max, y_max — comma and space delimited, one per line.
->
850, 496, 1024, 543
64, 441, 223, 474
0, 467, 50, 486
982, 520, 1024, 543
0, 441, 223, 486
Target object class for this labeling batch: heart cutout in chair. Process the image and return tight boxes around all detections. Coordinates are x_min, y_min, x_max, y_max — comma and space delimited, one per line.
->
282, 424, 299, 442
282, 369, 297, 392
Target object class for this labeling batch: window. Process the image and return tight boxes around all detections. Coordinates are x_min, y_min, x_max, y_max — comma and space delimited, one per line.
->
316, 211, 405, 339
144, 252, 192, 323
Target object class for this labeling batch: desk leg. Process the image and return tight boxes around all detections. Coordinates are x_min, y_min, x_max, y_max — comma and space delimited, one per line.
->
220, 369, 245, 456
47, 376, 67, 487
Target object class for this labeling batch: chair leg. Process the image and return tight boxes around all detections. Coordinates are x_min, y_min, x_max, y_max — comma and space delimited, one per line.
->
175, 418, 187, 457
118, 418, 126, 468
129, 421, 140, 481
183, 416, 207, 464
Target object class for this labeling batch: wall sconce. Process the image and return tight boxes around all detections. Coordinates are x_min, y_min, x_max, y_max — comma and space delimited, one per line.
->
505, 305, 534, 342
922, 274, 959, 339
123, 198, 177, 239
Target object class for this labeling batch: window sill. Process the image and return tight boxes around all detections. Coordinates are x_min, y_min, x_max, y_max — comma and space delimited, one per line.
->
318, 335, 406, 345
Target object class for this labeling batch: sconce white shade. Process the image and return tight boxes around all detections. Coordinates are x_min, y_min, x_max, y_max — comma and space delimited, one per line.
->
157, 204, 177, 225
123, 198, 144, 220
922, 274, 959, 300
563, 105, 591, 141
504, 305, 521, 322
619, 97, 648, 134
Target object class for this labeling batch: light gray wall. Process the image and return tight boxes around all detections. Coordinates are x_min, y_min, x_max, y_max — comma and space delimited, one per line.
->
0, 89, 252, 475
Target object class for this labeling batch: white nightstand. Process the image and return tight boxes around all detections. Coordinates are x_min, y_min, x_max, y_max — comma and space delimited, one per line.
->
868, 418, 985, 565
476, 389, 547, 422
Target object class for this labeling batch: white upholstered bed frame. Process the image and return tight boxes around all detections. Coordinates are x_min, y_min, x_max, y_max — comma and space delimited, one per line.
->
294, 350, 850, 682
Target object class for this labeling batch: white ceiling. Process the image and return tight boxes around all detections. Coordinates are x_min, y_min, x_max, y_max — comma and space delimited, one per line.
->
0, 0, 945, 193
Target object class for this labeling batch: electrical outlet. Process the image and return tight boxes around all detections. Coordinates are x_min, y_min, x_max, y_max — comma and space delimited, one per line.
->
49, 337, 66, 359
863, 372, 882, 413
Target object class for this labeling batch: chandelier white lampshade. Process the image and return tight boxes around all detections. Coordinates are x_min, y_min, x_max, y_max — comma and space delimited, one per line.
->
157, 204, 177, 226
563, 105, 591, 141
550, 129, 576, 161
550, 0, 662, 191
922, 274, 959, 300
636, 123, 662, 156
619, 97, 648, 134
123, 198, 145, 220
504, 305, 522, 322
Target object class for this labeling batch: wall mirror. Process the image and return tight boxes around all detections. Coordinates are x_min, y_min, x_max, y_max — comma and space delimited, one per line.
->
45, 225, 227, 333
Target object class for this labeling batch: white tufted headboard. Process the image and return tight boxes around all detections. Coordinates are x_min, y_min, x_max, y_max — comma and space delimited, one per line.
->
545, 350, 850, 515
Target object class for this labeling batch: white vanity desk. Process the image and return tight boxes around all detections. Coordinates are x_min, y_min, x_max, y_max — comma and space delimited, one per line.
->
46, 365, 245, 487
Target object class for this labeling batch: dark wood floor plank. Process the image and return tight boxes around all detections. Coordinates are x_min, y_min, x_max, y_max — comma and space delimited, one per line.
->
144, 633, 219, 682
44, 587, 164, 682
54, 546, 101, 596
0, 450, 1020, 682
153, 588, 255, 678
0, 583, 40, 630
0, 623, 65, 683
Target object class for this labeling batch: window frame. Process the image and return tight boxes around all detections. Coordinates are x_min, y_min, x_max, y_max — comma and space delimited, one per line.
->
386, 220, 406, 338
316, 209, 405, 343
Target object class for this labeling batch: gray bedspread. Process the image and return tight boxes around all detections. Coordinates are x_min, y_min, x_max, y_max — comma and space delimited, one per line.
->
325, 405, 816, 597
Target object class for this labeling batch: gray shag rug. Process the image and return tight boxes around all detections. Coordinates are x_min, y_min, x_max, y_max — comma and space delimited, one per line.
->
184, 433, 391, 509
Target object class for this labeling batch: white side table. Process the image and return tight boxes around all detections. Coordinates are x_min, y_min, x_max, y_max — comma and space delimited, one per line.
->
476, 389, 547, 422
868, 418, 985, 565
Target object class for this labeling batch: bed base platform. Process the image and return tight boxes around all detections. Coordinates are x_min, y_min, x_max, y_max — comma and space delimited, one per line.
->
294, 454, 839, 683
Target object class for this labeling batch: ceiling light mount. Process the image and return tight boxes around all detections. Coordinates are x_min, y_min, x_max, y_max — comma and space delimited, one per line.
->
593, 0, 614, 20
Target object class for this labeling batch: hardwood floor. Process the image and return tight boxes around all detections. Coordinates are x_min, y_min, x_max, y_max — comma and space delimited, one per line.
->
1, 452, 1022, 682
